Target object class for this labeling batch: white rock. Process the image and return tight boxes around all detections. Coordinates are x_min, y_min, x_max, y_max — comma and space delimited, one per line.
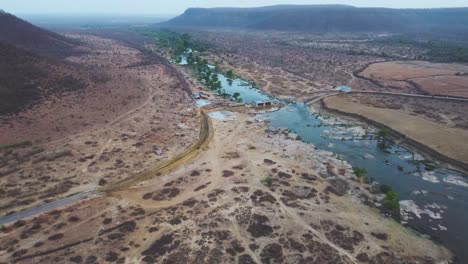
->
443, 175, 468, 188
287, 133, 300, 140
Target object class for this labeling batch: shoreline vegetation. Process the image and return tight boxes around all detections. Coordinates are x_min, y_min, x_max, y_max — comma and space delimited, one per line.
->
140, 28, 246, 102
143, 29, 405, 215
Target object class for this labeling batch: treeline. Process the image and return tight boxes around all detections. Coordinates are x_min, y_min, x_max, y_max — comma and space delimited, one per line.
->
142, 29, 241, 101
377, 36, 468, 63
139, 29, 208, 58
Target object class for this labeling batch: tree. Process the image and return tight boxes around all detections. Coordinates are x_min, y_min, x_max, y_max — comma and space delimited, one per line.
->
181, 33, 190, 47
377, 128, 390, 139
226, 70, 235, 79
353, 167, 368, 179
383, 190, 399, 212
214, 81, 222, 90
232, 92, 241, 101
210, 73, 219, 83
376, 128, 392, 150
186, 52, 194, 65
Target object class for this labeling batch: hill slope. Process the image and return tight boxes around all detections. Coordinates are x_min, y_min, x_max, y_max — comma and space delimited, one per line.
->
162, 5, 468, 35
0, 42, 86, 115
0, 10, 78, 57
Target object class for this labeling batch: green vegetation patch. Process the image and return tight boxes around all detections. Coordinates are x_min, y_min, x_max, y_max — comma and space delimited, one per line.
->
0, 140, 32, 151
377, 36, 468, 63
352, 167, 368, 179
380, 184, 399, 213
261, 176, 273, 187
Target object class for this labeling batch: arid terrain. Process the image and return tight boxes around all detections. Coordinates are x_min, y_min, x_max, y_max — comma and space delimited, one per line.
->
0, 109, 451, 263
186, 30, 386, 99
358, 61, 468, 97
0, 34, 198, 216
2, 5, 468, 264
175, 30, 465, 101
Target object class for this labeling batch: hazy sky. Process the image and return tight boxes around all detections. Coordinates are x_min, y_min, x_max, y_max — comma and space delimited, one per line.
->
2, 0, 467, 15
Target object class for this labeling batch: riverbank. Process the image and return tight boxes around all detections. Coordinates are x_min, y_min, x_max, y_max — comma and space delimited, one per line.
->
0, 109, 453, 263
322, 94, 468, 174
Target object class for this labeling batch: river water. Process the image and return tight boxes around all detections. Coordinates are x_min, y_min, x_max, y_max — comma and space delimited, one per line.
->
178, 50, 468, 261
215, 70, 468, 262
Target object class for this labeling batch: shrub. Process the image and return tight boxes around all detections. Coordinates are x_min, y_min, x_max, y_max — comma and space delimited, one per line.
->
352, 167, 367, 179
226, 70, 235, 79
376, 129, 393, 150
0, 141, 32, 151
262, 176, 273, 187
383, 190, 399, 212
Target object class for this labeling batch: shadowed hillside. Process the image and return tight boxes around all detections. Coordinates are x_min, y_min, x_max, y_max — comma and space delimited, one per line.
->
0, 11, 89, 115
0, 10, 78, 57
162, 5, 468, 37
0, 42, 86, 115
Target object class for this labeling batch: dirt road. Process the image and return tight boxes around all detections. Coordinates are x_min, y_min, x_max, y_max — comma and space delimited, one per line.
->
0, 109, 213, 225
101, 109, 213, 192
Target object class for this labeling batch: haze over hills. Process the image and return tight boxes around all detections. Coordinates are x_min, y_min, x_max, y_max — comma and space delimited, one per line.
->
162, 5, 468, 36
0, 10, 78, 57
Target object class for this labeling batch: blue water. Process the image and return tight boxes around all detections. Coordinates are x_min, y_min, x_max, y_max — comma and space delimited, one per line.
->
336, 86, 352, 92
266, 103, 468, 262
179, 55, 468, 262
217, 74, 273, 103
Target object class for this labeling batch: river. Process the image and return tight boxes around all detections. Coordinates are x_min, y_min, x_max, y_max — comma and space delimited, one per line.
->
207, 66, 468, 263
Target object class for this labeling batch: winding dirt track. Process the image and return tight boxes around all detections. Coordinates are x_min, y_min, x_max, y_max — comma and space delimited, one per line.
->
0, 109, 213, 225
100, 109, 213, 193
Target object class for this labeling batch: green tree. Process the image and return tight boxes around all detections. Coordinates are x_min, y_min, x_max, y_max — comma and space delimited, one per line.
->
376, 128, 392, 150
181, 33, 190, 46
232, 92, 241, 101
186, 52, 194, 65
226, 70, 235, 79
353, 167, 368, 179
383, 190, 399, 212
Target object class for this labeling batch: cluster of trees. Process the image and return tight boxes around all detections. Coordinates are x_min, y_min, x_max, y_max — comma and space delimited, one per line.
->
186, 53, 223, 92
184, 48, 242, 101
141, 29, 190, 60
352, 166, 399, 214
378, 36, 468, 63
145, 29, 243, 102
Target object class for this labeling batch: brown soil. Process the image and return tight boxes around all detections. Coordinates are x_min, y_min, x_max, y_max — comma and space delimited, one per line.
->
359, 61, 468, 97
0, 34, 198, 216
0, 111, 452, 264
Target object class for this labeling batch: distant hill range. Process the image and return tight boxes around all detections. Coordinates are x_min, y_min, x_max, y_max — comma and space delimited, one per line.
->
0, 10, 78, 57
161, 5, 468, 35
